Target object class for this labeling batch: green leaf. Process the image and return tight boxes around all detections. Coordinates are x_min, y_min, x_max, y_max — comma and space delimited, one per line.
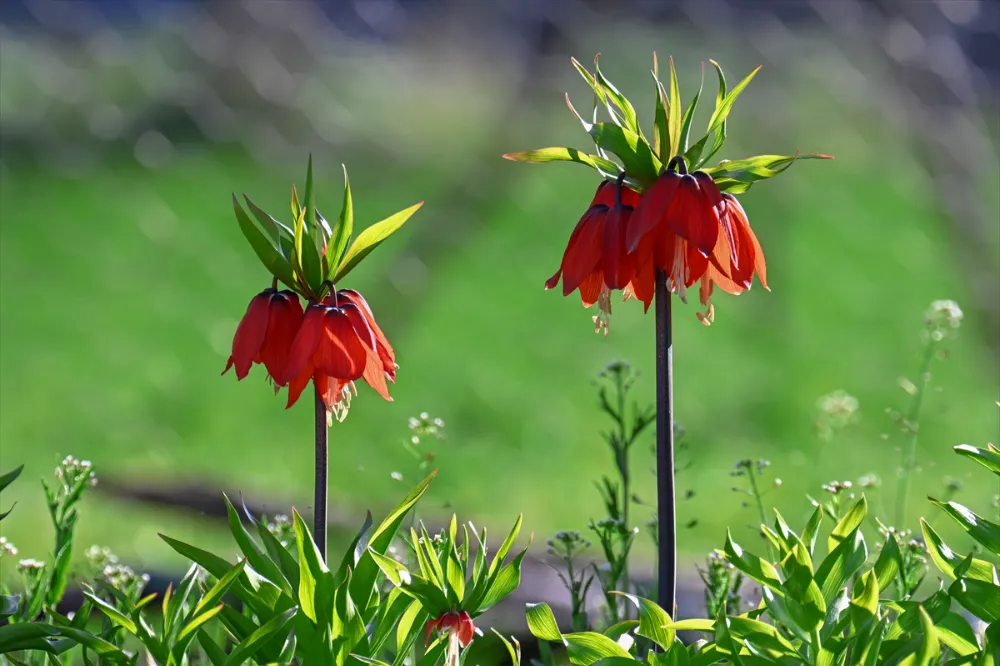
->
935, 613, 981, 657
293, 509, 328, 622
954, 443, 1000, 476
243, 195, 293, 243
159, 533, 274, 619
351, 470, 436, 613
721, 532, 782, 590
492, 628, 522, 666
0, 465, 23, 494
368, 547, 412, 587
652, 69, 669, 164
332, 202, 423, 283
489, 514, 522, 578
801, 506, 825, 557
899, 607, 939, 666
706, 65, 760, 135
176, 604, 224, 645
525, 603, 562, 642
45, 539, 74, 608
782, 543, 827, 632
816, 529, 869, 604
931, 498, 1000, 556
856, 617, 888, 666
82, 591, 138, 635
678, 63, 704, 158
257, 519, 300, 591
948, 578, 1000, 622
703, 153, 833, 186
304, 154, 317, 235
828, 496, 867, 553
725, 616, 800, 658
593, 56, 642, 137
398, 575, 449, 617
395, 599, 424, 653
223, 606, 297, 666
198, 631, 228, 666
563, 632, 632, 666
615, 593, 674, 649
326, 165, 354, 276
668, 619, 715, 633
589, 123, 661, 185
223, 495, 290, 595
874, 531, 903, 591
850, 570, 879, 632
921, 519, 998, 582
193, 559, 247, 617
477, 547, 528, 612
502, 147, 620, 176
666, 56, 682, 160
232, 195, 296, 289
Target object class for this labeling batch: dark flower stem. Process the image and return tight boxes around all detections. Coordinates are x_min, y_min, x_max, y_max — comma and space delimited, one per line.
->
654, 269, 677, 618
314, 385, 328, 560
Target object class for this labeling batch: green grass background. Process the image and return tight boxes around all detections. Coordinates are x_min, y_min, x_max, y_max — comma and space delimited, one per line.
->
1, 28, 998, 583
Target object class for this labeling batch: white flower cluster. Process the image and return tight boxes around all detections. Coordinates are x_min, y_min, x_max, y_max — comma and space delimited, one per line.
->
56, 455, 98, 487
924, 299, 963, 340
0, 536, 17, 557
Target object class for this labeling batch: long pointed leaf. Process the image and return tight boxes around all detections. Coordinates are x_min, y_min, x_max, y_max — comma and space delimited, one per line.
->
332, 203, 423, 282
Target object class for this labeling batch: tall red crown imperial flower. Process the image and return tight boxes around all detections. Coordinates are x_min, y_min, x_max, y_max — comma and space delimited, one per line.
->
504, 54, 829, 615
225, 156, 421, 558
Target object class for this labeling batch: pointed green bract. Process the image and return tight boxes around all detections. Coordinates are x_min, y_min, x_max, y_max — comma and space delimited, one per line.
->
502, 147, 620, 175
930, 498, 1000, 555
589, 123, 660, 185
233, 195, 296, 289
667, 57, 682, 160
678, 63, 705, 159
594, 56, 642, 138
333, 202, 423, 283
326, 165, 354, 279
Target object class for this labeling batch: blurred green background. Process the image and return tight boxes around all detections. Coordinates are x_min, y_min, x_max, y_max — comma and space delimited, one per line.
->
1, 0, 998, 606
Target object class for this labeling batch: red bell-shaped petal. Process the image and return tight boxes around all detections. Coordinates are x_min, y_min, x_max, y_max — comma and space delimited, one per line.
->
560, 207, 606, 295
337, 289, 396, 380
283, 304, 327, 385
601, 202, 635, 290
340, 303, 392, 401
258, 291, 304, 385
627, 170, 680, 252
226, 291, 272, 380
313, 308, 367, 380
455, 611, 475, 648
662, 174, 719, 257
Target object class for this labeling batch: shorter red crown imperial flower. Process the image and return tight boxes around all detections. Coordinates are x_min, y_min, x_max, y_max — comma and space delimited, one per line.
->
545, 177, 644, 333
427, 610, 475, 666
223, 287, 304, 383
282, 288, 395, 416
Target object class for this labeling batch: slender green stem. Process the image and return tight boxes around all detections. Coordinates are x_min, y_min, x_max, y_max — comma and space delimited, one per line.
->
618, 373, 632, 601
746, 465, 777, 562
894, 340, 937, 526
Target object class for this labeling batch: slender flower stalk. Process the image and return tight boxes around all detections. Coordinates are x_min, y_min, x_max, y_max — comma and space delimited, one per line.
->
314, 386, 329, 558
654, 271, 676, 617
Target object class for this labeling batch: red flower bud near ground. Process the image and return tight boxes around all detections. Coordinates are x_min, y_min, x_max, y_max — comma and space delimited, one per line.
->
545, 178, 642, 332
282, 289, 395, 415
223, 288, 304, 384
425, 610, 475, 647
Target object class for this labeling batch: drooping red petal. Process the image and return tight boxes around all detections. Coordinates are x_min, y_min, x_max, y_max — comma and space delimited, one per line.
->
590, 180, 615, 208
229, 291, 272, 380
663, 175, 719, 257
722, 194, 766, 289
456, 611, 475, 648
340, 302, 392, 400
627, 171, 680, 252
285, 363, 313, 409
337, 289, 396, 379
561, 208, 606, 295
282, 304, 326, 385
577, 270, 604, 308
259, 292, 304, 385
425, 617, 443, 646
601, 204, 634, 290
625, 237, 655, 310
313, 308, 366, 380
620, 186, 642, 209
